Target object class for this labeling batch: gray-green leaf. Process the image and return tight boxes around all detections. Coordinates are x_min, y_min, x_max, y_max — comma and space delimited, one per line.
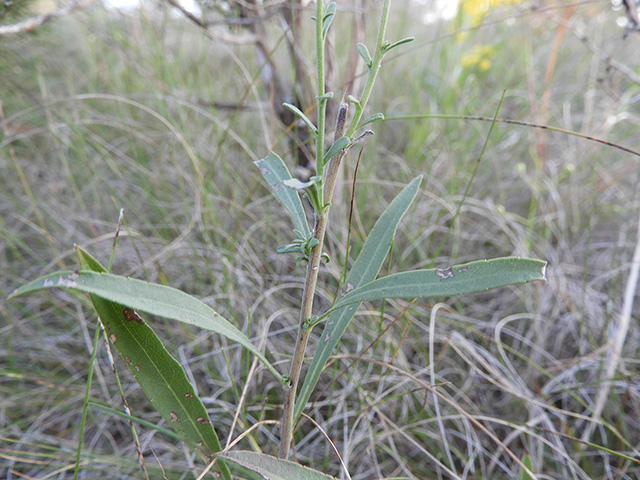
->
294, 176, 423, 421
332, 257, 547, 310
382, 36, 415, 54
282, 103, 318, 134
357, 42, 373, 69
9, 268, 282, 382
254, 152, 311, 238
322, 2, 337, 39
218, 451, 339, 480
73, 247, 232, 479
322, 136, 350, 166
356, 112, 385, 130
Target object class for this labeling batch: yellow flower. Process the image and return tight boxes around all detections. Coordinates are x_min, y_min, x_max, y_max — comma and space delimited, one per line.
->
461, 44, 497, 71
460, 0, 523, 24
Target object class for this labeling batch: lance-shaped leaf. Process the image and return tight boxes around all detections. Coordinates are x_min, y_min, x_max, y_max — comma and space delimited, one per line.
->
254, 152, 311, 237
357, 42, 373, 69
294, 176, 423, 421
322, 135, 350, 166
356, 112, 384, 131
218, 451, 339, 480
72, 247, 231, 479
9, 267, 282, 382
322, 2, 337, 39
332, 257, 547, 310
282, 103, 318, 134
382, 36, 415, 54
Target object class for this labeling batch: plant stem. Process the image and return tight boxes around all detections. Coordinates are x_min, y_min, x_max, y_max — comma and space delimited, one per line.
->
279, 213, 327, 459
278, 0, 329, 459
278, 102, 349, 459
315, 0, 327, 180
279, 0, 393, 459
347, 0, 391, 138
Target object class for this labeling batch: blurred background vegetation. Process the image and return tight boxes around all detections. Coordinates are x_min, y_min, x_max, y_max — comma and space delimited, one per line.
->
2, 0, 639, 478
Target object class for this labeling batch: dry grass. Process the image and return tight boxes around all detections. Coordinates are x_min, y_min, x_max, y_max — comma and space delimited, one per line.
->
2, 1, 640, 478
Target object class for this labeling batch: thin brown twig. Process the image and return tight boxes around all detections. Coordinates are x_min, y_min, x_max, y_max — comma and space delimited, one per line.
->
0, 0, 99, 36
164, 0, 256, 44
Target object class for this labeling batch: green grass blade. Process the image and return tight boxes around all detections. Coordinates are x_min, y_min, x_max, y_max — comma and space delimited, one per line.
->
75, 247, 232, 479
8, 264, 281, 383
518, 453, 535, 480
254, 152, 311, 237
294, 176, 422, 421
218, 451, 339, 480
332, 257, 547, 309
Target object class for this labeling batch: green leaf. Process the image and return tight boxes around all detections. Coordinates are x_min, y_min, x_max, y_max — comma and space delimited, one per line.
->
332, 257, 547, 309
356, 42, 373, 69
294, 176, 423, 421
317, 92, 334, 101
322, 2, 337, 39
382, 36, 415, 54
218, 451, 339, 480
283, 175, 324, 214
282, 102, 318, 134
76, 247, 232, 479
254, 152, 311, 238
9, 267, 282, 382
347, 95, 362, 119
518, 453, 535, 480
356, 112, 385, 130
322, 136, 350, 166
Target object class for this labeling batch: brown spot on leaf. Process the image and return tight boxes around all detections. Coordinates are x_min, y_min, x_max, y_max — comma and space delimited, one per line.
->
123, 308, 143, 325
169, 412, 178, 422
109, 333, 117, 344
197, 417, 210, 425
184, 393, 194, 398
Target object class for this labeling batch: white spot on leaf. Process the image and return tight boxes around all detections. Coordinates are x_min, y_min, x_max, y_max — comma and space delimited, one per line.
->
435, 267, 454, 279
44, 273, 79, 288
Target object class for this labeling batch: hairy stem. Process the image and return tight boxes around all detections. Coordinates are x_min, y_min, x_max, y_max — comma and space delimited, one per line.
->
347, 0, 391, 137
315, 0, 327, 180
278, 0, 329, 459
279, 0, 393, 458
278, 102, 349, 459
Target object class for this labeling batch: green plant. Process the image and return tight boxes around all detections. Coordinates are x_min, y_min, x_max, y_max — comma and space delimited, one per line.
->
7, 1, 546, 478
